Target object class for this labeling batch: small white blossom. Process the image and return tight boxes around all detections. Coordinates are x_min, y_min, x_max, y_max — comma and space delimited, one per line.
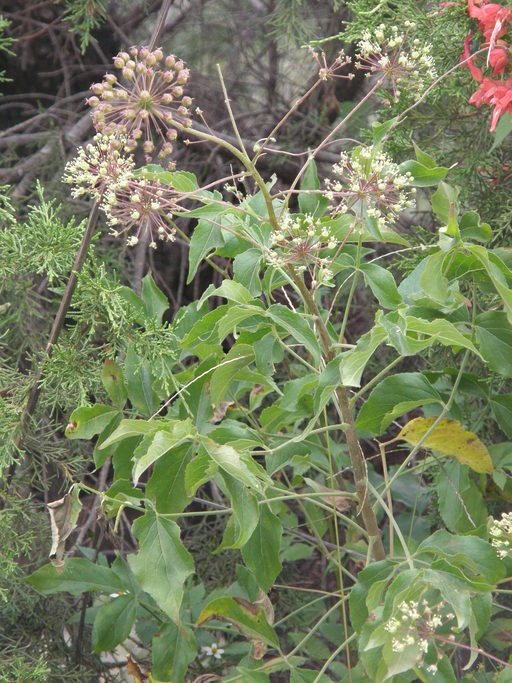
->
202, 643, 224, 659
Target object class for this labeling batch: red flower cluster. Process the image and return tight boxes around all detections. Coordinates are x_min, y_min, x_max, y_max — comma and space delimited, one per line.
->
462, 0, 512, 131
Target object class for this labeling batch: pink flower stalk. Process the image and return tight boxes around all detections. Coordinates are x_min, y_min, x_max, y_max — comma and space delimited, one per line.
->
88, 46, 192, 165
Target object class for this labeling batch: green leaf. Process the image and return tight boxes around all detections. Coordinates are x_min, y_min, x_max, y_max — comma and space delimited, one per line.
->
349, 560, 396, 632
128, 513, 194, 623
313, 358, 341, 414
233, 248, 263, 296
101, 359, 127, 409
405, 316, 481, 357
469, 246, 512, 323
184, 449, 218, 496
125, 347, 159, 417
210, 343, 255, 405
152, 621, 197, 682
132, 420, 195, 484
459, 211, 492, 243
475, 311, 512, 378
372, 117, 399, 146
216, 472, 260, 551
167, 170, 198, 192
102, 479, 143, 516
417, 530, 506, 584
399, 160, 449, 187
340, 321, 388, 387
360, 263, 402, 309
198, 280, 255, 307
200, 437, 268, 490
196, 596, 279, 648
431, 182, 460, 223
490, 111, 512, 151
266, 304, 320, 364
491, 394, 512, 438
418, 251, 452, 305
27, 558, 123, 595
141, 273, 169, 323
412, 142, 437, 169
299, 159, 329, 216
99, 419, 160, 449
355, 373, 443, 435
187, 219, 224, 283
242, 505, 282, 592
91, 594, 136, 652
147, 444, 194, 513
436, 460, 488, 533
65, 404, 120, 440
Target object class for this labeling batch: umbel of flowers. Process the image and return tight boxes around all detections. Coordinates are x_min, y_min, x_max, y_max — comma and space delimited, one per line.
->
87, 46, 193, 163
462, 0, 512, 131
64, 46, 195, 247
355, 21, 437, 101
324, 146, 415, 235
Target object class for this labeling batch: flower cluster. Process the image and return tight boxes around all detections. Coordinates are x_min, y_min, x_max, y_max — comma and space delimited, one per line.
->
355, 22, 437, 100
462, 0, 512, 131
63, 45, 194, 248
267, 213, 336, 286
102, 174, 181, 248
324, 146, 415, 234
385, 599, 456, 673
62, 133, 135, 199
87, 46, 192, 163
489, 511, 512, 558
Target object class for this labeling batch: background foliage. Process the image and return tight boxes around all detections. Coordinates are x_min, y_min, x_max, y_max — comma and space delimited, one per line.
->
1, 0, 512, 681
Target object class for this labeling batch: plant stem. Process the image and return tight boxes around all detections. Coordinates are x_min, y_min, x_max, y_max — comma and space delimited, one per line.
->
338, 233, 362, 344
290, 270, 386, 561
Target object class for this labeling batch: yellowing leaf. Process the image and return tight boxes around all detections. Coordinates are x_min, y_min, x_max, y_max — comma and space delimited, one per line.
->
397, 417, 493, 474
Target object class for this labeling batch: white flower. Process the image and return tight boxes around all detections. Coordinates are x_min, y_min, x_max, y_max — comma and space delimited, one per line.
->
202, 642, 224, 659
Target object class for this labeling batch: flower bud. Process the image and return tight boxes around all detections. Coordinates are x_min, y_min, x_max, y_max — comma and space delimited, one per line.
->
176, 69, 189, 84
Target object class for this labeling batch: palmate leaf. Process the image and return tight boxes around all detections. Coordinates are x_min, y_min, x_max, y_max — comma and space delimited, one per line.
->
397, 417, 493, 473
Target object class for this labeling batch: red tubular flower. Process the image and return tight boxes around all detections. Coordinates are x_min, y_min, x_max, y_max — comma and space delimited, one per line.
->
488, 44, 509, 75
467, 0, 512, 40
469, 75, 512, 130
462, 34, 484, 81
